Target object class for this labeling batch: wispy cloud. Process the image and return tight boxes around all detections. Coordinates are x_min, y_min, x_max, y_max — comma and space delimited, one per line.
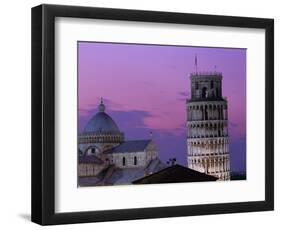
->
79, 98, 124, 117
178, 91, 189, 97
177, 91, 190, 102
229, 122, 239, 128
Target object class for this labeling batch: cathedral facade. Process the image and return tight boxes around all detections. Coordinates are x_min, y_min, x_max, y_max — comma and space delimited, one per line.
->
78, 99, 164, 185
186, 72, 231, 181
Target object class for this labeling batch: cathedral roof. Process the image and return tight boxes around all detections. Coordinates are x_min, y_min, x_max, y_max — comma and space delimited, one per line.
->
83, 99, 121, 134
79, 154, 103, 164
104, 140, 151, 154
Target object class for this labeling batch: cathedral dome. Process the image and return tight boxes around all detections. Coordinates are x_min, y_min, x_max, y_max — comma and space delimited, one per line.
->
83, 99, 120, 133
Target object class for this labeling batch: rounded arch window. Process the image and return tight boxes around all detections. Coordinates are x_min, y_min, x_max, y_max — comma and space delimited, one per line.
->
202, 87, 207, 98
91, 147, 97, 154
134, 156, 137, 166
88, 146, 100, 155
91, 146, 99, 154
216, 88, 219, 97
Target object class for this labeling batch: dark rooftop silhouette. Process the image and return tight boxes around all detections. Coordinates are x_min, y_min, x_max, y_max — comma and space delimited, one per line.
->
132, 164, 218, 184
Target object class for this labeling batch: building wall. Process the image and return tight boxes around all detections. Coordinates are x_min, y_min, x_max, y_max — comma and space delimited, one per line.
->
79, 142, 119, 156
78, 147, 158, 177
108, 151, 157, 168
78, 163, 105, 177
191, 75, 222, 100
187, 101, 228, 122
110, 152, 146, 168
187, 138, 230, 180
78, 132, 124, 156
187, 74, 231, 181
78, 139, 159, 175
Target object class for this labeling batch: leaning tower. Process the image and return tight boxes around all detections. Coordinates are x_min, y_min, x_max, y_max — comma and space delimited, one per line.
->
186, 71, 230, 181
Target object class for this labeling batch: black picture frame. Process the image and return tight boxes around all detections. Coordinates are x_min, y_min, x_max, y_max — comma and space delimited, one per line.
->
31, 4, 274, 225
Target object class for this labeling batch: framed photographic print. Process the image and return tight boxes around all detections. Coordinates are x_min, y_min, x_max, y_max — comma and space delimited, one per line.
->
31, 4, 274, 225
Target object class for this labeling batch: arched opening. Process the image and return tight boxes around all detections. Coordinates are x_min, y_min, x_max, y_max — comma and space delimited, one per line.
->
216, 88, 219, 97
214, 124, 217, 137
205, 109, 208, 120
91, 147, 96, 154
134, 156, 137, 166
84, 145, 100, 155
122, 157, 126, 166
211, 81, 214, 89
202, 87, 207, 98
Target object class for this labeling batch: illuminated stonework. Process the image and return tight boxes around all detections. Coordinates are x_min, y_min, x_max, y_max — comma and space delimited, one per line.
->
186, 72, 231, 181
78, 99, 159, 178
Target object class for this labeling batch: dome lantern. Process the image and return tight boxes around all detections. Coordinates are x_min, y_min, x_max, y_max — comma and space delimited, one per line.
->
83, 99, 121, 134
98, 97, 105, 112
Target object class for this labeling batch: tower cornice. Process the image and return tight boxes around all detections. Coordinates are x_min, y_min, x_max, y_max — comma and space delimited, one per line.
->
190, 72, 223, 79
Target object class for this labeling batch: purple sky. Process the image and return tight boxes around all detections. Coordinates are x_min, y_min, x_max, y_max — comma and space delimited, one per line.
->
78, 42, 246, 172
